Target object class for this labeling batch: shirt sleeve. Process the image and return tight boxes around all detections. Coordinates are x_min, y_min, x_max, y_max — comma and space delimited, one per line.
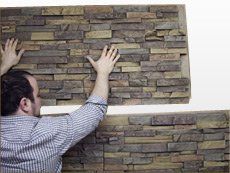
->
54, 94, 108, 156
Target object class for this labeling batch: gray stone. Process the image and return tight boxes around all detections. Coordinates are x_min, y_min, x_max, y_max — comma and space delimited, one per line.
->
157, 78, 190, 86
129, 116, 152, 125
155, 22, 179, 30
142, 143, 167, 152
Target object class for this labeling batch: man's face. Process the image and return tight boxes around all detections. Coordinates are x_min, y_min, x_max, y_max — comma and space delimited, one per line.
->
27, 76, 41, 116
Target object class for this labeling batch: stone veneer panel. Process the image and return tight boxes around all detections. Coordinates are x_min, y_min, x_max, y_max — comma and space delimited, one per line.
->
0, 5, 191, 105
41, 110, 230, 172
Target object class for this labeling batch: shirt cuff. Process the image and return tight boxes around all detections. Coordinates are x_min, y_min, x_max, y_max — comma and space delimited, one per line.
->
85, 94, 108, 106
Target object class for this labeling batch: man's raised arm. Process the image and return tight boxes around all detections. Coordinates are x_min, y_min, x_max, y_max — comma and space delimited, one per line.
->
0, 38, 25, 76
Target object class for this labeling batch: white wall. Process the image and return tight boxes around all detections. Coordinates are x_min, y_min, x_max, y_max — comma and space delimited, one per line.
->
1, 0, 230, 114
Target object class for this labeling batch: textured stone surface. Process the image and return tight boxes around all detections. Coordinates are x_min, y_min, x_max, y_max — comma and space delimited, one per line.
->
1, 5, 190, 105
39, 110, 230, 172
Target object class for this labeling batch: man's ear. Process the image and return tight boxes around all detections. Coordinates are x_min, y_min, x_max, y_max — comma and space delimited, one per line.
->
19, 98, 31, 113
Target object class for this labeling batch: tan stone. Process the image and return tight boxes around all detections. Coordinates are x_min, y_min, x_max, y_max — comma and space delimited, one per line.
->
13, 64, 37, 69
57, 99, 85, 105
85, 6, 113, 13
46, 19, 88, 25
1, 25, 15, 33
54, 74, 89, 80
104, 164, 128, 171
157, 30, 169, 36
58, 63, 84, 68
134, 162, 183, 170
23, 41, 66, 45
85, 30, 112, 39
104, 152, 130, 158
31, 32, 54, 40
115, 62, 139, 67
17, 44, 40, 51
122, 67, 141, 72
198, 140, 225, 149
150, 53, 180, 61
155, 156, 171, 162
100, 116, 129, 126
70, 49, 88, 56
111, 43, 140, 49
40, 89, 49, 93
197, 117, 228, 129
143, 87, 157, 92
125, 136, 173, 144
169, 29, 187, 35
164, 72, 182, 78
174, 125, 197, 129
109, 80, 129, 87
89, 49, 101, 55
204, 161, 228, 167
34, 75, 53, 81
143, 125, 174, 130
152, 92, 171, 98
171, 154, 203, 162
151, 48, 187, 54
171, 92, 190, 98
123, 99, 142, 105
42, 7, 84, 15
127, 12, 157, 18
84, 163, 103, 171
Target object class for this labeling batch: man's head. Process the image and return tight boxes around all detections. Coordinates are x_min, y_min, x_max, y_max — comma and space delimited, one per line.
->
1, 70, 41, 116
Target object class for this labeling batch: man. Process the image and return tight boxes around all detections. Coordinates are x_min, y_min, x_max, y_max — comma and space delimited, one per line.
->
0, 38, 120, 172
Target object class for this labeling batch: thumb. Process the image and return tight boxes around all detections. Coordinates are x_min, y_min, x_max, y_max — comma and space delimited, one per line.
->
18, 49, 25, 58
86, 56, 96, 68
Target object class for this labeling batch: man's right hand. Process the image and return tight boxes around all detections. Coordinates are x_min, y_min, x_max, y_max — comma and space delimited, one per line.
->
86, 45, 120, 77
86, 45, 120, 101
1, 38, 25, 76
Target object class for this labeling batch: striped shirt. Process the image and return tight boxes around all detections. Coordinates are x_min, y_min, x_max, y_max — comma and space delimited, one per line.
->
0, 95, 107, 173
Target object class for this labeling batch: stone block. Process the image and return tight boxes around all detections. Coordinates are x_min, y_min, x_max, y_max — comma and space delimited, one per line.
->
123, 157, 152, 164
100, 117, 129, 126
157, 78, 190, 86
113, 30, 145, 38
85, 6, 113, 14
125, 136, 172, 144
38, 81, 63, 89
42, 6, 84, 15
85, 30, 112, 38
127, 12, 157, 18
129, 116, 152, 125
168, 142, 197, 151
155, 22, 179, 30
113, 6, 148, 13
198, 140, 225, 149
54, 31, 83, 40
20, 57, 67, 64
171, 154, 203, 162
150, 53, 180, 61
197, 113, 228, 129
122, 67, 141, 72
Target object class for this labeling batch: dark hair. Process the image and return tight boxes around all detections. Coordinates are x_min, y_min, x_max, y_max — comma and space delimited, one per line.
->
1, 70, 35, 116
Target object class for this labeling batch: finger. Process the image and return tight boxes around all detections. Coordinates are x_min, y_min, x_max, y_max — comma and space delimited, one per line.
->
12, 38, 18, 50
5, 39, 10, 50
0, 45, 4, 54
101, 45, 108, 57
9, 38, 14, 48
86, 56, 95, 68
112, 54, 121, 64
110, 48, 118, 60
106, 45, 115, 57
18, 49, 25, 58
